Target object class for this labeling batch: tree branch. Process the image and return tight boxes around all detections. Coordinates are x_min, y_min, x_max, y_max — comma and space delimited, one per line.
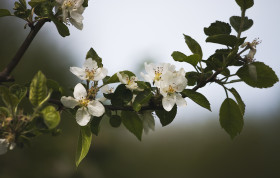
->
0, 19, 49, 83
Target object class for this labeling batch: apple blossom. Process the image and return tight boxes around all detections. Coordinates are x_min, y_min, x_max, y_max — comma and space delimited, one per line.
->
70, 59, 108, 81
61, 83, 105, 126
0, 139, 15, 155
98, 85, 114, 103
117, 72, 142, 91
160, 69, 188, 111
56, 0, 85, 30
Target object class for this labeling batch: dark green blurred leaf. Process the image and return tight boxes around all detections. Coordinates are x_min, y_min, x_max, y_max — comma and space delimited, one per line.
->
219, 98, 243, 139
155, 105, 177, 127
90, 116, 102, 136
111, 84, 133, 107
28, 0, 46, 7
42, 105, 60, 129
82, 0, 88, 7
236, 62, 279, 88
76, 125, 92, 167
0, 86, 19, 114
135, 81, 151, 90
181, 89, 211, 111
230, 16, 253, 33
235, 0, 254, 10
50, 17, 70, 37
220, 68, 230, 77
9, 84, 27, 103
204, 21, 231, 36
0, 107, 10, 117
29, 71, 48, 107
0, 9, 12, 17
121, 111, 143, 141
86, 48, 103, 67
132, 90, 153, 112
229, 88, 245, 115
185, 72, 199, 86
184, 34, 203, 60
206, 35, 246, 48
172, 51, 200, 67
109, 115, 122, 128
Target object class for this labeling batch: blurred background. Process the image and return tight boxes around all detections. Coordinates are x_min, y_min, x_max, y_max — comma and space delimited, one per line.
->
0, 0, 280, 177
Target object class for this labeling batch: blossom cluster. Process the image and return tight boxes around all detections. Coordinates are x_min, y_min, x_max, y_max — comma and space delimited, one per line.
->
61, 59, 108, 126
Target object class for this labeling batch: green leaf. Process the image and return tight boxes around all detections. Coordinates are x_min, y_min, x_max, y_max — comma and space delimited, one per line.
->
219, 98, 244, 139
236, 62, 279, 88
181, 89, 211, 111
0, 107, 10, 117
132, 90, 153, 112
76, 126, 92, 167
28, 0, 46, 7
135, 81, 151, 90
90, 117, 102, 136
206, 34, 246, 48
86, 48, 103, 67
103, 71, 135, 85
111, 84, 133, 107
171, 51, 200, 67
155, 105, 177, 127
121, 111, 143, 141
41, 106, 60, 129
109, 115, 122, 128
185, 72, 199, 86
9, 84, 27, 103
82, 0, 88, 7
49, 15, 70, 37
29, 71, 48, 107
0, 9, 12, 17
230, 16, 253, 33
204, 21, 231, 36
235, 0, 254, 10
0, 86, 19, 114
183, 34, 203, 60
229, 88, 245, 115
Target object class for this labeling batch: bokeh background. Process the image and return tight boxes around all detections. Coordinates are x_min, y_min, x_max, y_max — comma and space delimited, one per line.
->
0, 0, 280, 177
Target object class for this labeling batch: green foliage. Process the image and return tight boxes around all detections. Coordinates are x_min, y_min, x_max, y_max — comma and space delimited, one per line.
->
219, 98, 244, 139
135, 81, 151, 91
206, 35, 246, 48
90, 117, 102, 136
0, 9, 12, 17
132, 90, 153, 112
235, 0, 254, 10
155, 105, 177, 127
47, 79, 64, 100
14, 0, 31, 19
0, 86, 19, 115
204, 21, 231, 36
109, 115, 122, 128
9, 84, 27, 103
229, 88, 245, 115
50, 16, 70, 37
181, 89, 211, 111
0, 107, 10, 117
230, 16, 253, 33
236, 62, 279, 88
86, 48, 103, 67
29, 71, 48, 107
76, 126, 92, 167
121, 111, 143, 141
111, 84, 133, 107
172, 51, 199, 67
41, 106, 60, 129
82, 0, 88, 7
185, 72, 199, 86
28, 0, 47, 7
184, 34, 203, 60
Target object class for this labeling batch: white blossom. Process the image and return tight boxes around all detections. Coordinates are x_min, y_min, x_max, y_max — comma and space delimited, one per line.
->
141, 62, 175, 87
61, 83, 105, 126
70, 58, 108, 81
160, 69, 188, 111
241, 38, 261, 62
56, 0, 85, 30
117, 72, 142, 91
98, 85, 114, 103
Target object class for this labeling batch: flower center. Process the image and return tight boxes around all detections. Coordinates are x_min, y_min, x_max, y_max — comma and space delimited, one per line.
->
79, 99, 89, 107
85, 69, 95, 80
127, 76, 136, 85
64, 0, 74, 8
167, 85, 175, 94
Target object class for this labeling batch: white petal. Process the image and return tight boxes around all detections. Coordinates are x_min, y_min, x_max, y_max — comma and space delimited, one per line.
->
94, 67, 108, 81
70, 11, 84, 22
61, 96, 79, 108
87, 100, 105, 117
175, 93, 187, 107
83, 59, 97, 70
117, 72, 128, 84
69, 18, 83, 30
140, 72, 152, 83
144, 62, 155, 76
70, 67, 86, 80
76, 107, 91, 126
162, 95, 176, 112
0, 139, 8, 155
9, 142, 16, 150
73, 83, 87, 100
100, 85, 109, 93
